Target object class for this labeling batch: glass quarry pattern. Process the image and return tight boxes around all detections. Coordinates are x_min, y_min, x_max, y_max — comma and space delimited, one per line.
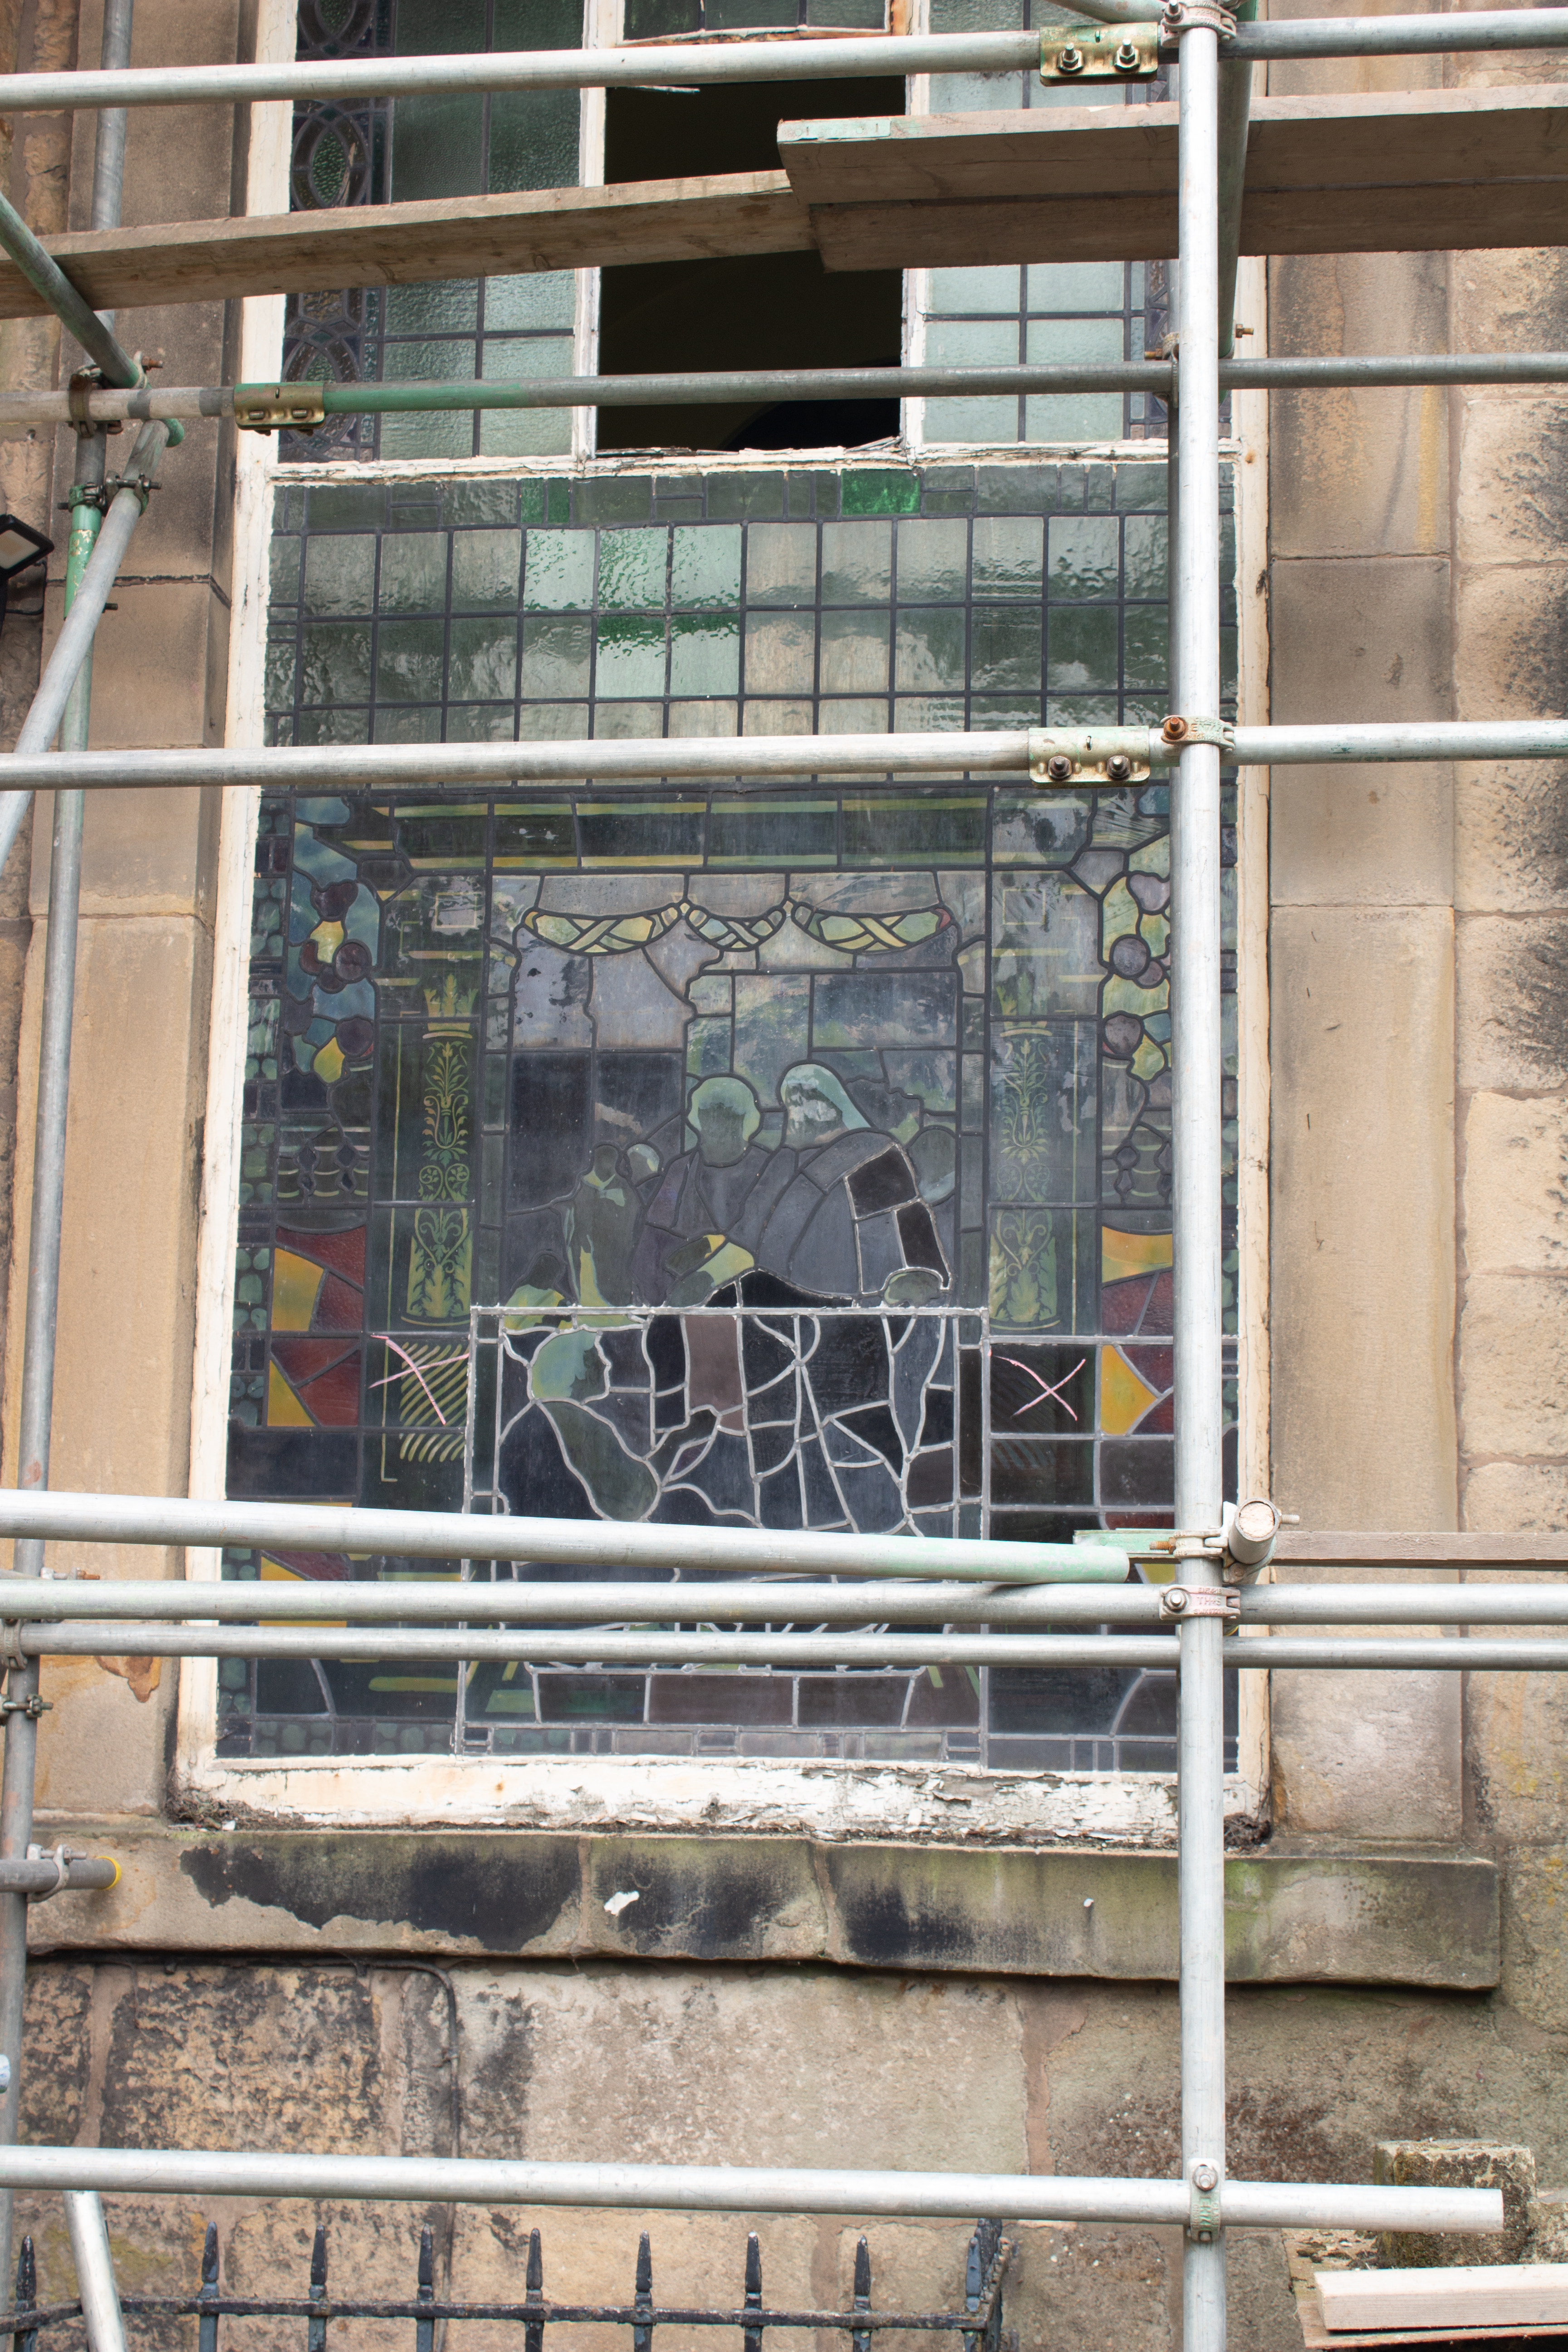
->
919, 0, 1174, 447
284, 0, 585, 463
225, 458, 1239, 1769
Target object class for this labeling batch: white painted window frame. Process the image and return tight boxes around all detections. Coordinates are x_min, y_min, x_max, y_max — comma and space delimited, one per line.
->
177, 0, 1271, 1838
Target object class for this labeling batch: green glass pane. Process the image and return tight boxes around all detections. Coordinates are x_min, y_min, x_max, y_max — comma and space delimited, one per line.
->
493, 0, 582, 44
478, 412, 573, 460
841, 794, 985, 859
446, 704, 517, 741
596, 613, 667, 696
745, 522, 817, 606
484, 272, 576, 329
306, 484, 386, 529
924, 396, 1019, 444
970, 694, 1041, 730
374, 706, 441, 742
992, 793, 1093, 867
488, 91, 580, 193
378, 533, 448, 614
623, 0, 699, 29
1048, 606, 1121, 692
593, 699, 665, 737
302, 535, 376, 617
672, 524, 742, 607
521, 615, 593, 695
1025, 262, 1127, 314
598, 528, 669, 611
818, 696, 890, 735
1116, 464, 1167, 513
926, 316, 1019, 367
895, 517, 967, 602
523, 531, 595, 610
841, 471, 920, 516
396, 0, 485, 52
299, 622, 372, 705
1049, 514, 1121, 601
894, 694, 965, 732
970, 608, 1041, 694
991, 1022, 1098, 1202
1123, 514, 1167, 599
971, 517, 1043, 600
449, 617, 519, 702
1122, 605, 1169, 693
895, 607, 967, 692
820, 520, 892, 604
668, 700, 739, 738
377, 617, 446, 703
819, 608, 890, 695
265, 639, 296, 710
709, 794, 837, 866
670, 612, 740, 696
708, 0, 795, 24
927, 266, 1020, 315
450, 481, 523, 527
270, 538, 302, 603
380, 410, 475, 462
1024, 393, 1125, 443
519, 697, 589, 740
743, 611, 815, 696
451, 530, 523, 610
384, 281, 478, 333
391, 94, 485, 202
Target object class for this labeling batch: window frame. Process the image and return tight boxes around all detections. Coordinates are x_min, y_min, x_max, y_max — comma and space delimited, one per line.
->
176, 0, 1272, 1835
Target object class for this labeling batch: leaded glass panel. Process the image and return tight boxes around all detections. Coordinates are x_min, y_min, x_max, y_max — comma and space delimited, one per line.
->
228, 458, 1239, 1770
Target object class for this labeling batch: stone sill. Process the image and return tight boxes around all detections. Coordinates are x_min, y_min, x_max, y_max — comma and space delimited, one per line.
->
25, 1823, 1499, 1989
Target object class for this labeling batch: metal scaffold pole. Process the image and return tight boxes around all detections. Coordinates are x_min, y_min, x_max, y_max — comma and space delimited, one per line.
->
1169, 9, 1227, 2350
0, 0, 140, 2283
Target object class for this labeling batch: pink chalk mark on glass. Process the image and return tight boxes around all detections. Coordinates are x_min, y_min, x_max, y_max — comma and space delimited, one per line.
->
369, 1336, 468, 1426
997, 1353, 1088, 1422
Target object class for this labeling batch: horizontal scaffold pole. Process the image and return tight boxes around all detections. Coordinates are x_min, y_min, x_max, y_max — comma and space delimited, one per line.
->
15, 1626, 1568, 1671
13, 720, 1568, 799
0, 13, 1564, 112
10, 351, 1568, 429
3, 1568, 1568, 1627
0, 1489, 1126, 1584
0, 2147, 1504, 2233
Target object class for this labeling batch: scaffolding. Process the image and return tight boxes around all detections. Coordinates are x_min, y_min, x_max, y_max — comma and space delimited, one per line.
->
0, 3, 1564, 2348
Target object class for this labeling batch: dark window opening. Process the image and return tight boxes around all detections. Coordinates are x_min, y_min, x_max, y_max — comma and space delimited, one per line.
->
599, 75, 905, 452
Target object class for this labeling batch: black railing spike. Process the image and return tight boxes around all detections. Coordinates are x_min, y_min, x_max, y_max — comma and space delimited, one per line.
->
524, 2227, 544, 2352
851, 2236, 871, 2352
12, 2233, 35, 2352
742, 2234, 762, 2352
197, 2221, 220, 2352
307, 2225, 328, 2352
416, 2225, 435, 2352
632, 2233, 653, 2352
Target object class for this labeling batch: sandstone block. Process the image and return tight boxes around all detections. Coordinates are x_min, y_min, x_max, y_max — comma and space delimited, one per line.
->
1457, 914, 1568, 1092
1462, 1094, 1568, 1275
1527, 2192, 1568, 2263
1459, 1274, 1568, 1458
1373, 2140, 1534, 2268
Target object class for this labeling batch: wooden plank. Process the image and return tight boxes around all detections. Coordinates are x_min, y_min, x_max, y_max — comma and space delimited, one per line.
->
1274, 1532, 1568, 1568
784, 87, 1568, 267
0, 172, 814, 321
1316, 2266, 1568, 2334
1284, 2235, 1568, 2350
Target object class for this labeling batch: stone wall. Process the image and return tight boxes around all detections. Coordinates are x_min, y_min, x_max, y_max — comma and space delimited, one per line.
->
0, 4, 1564, 2351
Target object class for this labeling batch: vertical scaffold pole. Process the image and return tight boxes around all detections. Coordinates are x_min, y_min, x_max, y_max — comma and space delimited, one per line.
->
0, 0, 135, 2289
1171, 11, 1227, 2352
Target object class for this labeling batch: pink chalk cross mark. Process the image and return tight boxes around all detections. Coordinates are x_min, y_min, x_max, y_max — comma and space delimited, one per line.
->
997, 1353, 1089, 1422
369, 1336, 469, 1426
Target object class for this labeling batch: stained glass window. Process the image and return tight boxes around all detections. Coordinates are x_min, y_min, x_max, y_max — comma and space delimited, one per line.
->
226, 457, 1240, 1770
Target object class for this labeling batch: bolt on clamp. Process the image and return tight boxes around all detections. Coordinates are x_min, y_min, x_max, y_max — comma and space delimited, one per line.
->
1160, 1585, 1241, 1622
1028, 727, 1153, 785
1161, 0, 1237, 36
1189, 2161, 1223, 2239
1040, 21, 1159, 78
1158, 714, 1236, 757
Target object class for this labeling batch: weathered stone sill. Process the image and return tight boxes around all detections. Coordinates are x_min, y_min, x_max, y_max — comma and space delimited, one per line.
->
24, 1822, 1499, 1988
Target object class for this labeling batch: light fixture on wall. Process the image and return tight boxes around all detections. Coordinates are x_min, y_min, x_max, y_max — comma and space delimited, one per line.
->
0, 514, 54, 635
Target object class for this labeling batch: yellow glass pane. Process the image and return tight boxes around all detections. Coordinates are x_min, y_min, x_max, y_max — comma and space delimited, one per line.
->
1102, 1226, 1174, 1284
270, 1248, 326, 1331
1100, 1344, 1159, 1437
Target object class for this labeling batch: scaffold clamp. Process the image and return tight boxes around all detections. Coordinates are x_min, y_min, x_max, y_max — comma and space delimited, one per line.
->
235, 383, 328, 435
1028, 726, 1153, 785
1040, 21, 1159, 78
1189, 2162, 1223, 2240
1160, 1585, 1241, 1622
